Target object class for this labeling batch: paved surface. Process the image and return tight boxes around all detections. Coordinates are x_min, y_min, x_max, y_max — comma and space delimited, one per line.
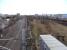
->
18, 17, 27, 50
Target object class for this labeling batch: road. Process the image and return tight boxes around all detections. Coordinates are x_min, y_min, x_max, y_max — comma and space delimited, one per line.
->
18, 16, 27, 50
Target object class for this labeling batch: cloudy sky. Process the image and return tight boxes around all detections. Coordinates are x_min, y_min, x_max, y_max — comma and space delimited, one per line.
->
0, 0, 67, 15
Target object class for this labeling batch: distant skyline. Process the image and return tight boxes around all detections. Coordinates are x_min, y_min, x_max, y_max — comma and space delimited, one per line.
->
0, 0, 67, 15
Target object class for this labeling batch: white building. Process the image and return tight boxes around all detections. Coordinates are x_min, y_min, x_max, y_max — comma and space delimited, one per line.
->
40, 34, 67, 50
